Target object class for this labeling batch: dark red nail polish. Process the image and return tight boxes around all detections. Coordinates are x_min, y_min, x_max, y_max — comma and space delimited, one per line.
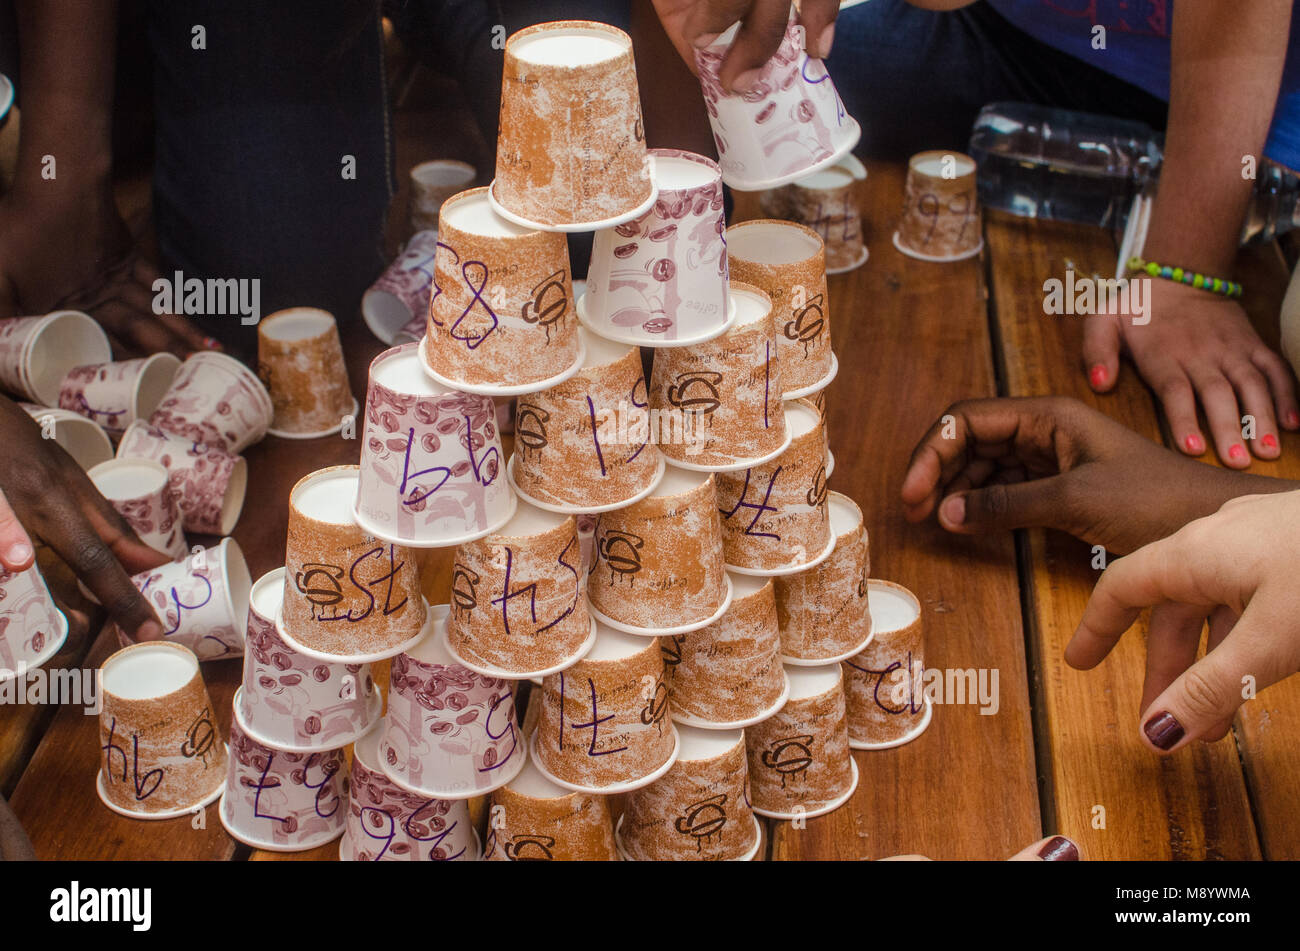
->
1262, 434, 1279, 450
1038, 836, 1079, 861
1184, 434, 1204, 454
1143, 711, 1185, 750
1228, 445, 1247, 462
1088, 364, 1108, 388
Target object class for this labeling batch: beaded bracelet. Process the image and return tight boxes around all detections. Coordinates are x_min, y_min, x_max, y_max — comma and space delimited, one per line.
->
1126, 256, 1243, 298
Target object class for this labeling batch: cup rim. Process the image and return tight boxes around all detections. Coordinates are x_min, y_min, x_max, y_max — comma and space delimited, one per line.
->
88, 457, 171, 502
100, 639, 201, 701
504, 19, 633, 63
726, 218, 826, 267
23, 310, 112, 407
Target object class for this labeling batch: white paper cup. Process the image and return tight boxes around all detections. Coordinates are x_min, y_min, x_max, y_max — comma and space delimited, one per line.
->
20, 404, 114, 471
0, 563, 69, 683
129, 538, 252, 660
258, 308, 356, 438
0, 310, 113, 407
89, 458, 189, 562
363, 230, 443, 345
149, 351, 274, 453
57, 353, 182, 437
117, 420, 248, 536
843, 580, 932, 749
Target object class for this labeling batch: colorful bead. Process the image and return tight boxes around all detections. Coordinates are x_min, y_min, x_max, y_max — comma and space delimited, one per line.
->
1146, 262, 1160, 277
1193, 274, 1204, 288
1126, 257, 1243, 299
1172, 267, 1184, 281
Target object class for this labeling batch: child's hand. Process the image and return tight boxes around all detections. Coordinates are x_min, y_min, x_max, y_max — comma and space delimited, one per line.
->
1069, 490, 1300, 753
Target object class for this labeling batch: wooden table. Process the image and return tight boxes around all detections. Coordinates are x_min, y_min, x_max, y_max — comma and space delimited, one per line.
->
4, 159, 1298, 861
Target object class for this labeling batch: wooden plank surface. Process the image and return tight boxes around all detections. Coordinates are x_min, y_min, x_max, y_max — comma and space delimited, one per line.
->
765, 163, 1042, 860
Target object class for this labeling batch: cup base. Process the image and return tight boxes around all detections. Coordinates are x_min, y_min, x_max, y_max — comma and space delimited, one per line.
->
379, 730, 528, 802
848, 697, 934, 751
669, 669, 790, 731
720, 118, 862, 193
267, 396, 359, 440
439, 610, 597, 681
0, 608, 69, 685
505, 451, 665, 515
614, 811, 761, 862
273, 599, 436, 666
658, 419, 793, 473
587, 573, 733, 637
339, 827, 483, 862
575, 292, 737, 349
218, 797, 345, 853
750, 755, 859, 821
825, 245, 870, 275
352, 487, 519, 550
892, 231, 984, 264
234, 684, 383, 755
725, 530, 837, 578
782, 629, 875, 668
782, 350, 839, 401
95, 753, 226, 821
487, 175, 660, 234
418, 333, 587, 398
527, 726, 680, 796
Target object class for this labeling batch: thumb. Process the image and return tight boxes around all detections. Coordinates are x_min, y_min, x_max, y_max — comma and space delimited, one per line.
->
1082, 315, 1122, 393
937, 475, 1067, 535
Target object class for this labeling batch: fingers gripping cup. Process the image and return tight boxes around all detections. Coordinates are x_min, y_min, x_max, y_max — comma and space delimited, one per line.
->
648, 281, 789, 470
893, 150, 983, 262
617, 725, 760, 861
422, 187, 583, 394
744, 663, 857, 820
97, 641, 227, 819
759, 155, 868, 273
355, 343, 516, 548
0, 310, 113, 407
843, 580, 932, 749
117, 421, 248, 536
89, 458, 189, 562
775, 492, 872, 664
726, 219, 835, 397
409, 158, 476, 235
484, 757, 618, 861
149, 351, 274, 454
586, 466, 732, 636
695, 16, 860, 191
257, 308, 357, 439
363, 230, 443, 346
530, 623, 679, 794
491, 21, 656, 231
0, 564, 69, 682
129, 538, 252, 661
57, 353, 182, 437
581, 149, 731, 346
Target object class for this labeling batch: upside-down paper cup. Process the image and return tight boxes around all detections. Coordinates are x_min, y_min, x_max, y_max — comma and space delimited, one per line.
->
664, 573, 787, 729
97, 641, 226, 819
492, 20, 656, 231
280, 465, 428, 662
380, 605, 526, 799
581, 149, 731, 346
745, 663, 857, 820
258, 308, 357, 438
893, 150, 983, 262
843, 580, 932, 749
355, 343, 515, 548
775, 491, 871, 664
587, 466, 731, 635
129, 538, 251, 661
695, 18, 860, 191
341, 727, 480, 861
57, 353, 182, 437
618, 725, 759, 861
0, 310, 113, 407
117, 421, 247, 535
484, 757, 618, 861
409, 159, 476, 234
21, 404, 114, 471
531, 623, 678, 793
726, 219, 835, 397
507, 330, 664, 513
149, 351, 274, 453
0, 564, 69, 683
219, 698, 348, 852
759, 154, 868, 273
648, 281, 788, 470
422, 187, 582, 394
363, 230, 442, 345
88, 458, 188, 562
239, 568, 382, 751
445, 501, 594, 678
714, 401, 831, 575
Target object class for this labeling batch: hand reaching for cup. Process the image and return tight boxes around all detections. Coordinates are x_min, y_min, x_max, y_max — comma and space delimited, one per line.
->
880, 835, 1081, 861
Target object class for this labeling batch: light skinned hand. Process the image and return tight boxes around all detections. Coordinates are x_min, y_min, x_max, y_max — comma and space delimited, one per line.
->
879, 835, 1081, 861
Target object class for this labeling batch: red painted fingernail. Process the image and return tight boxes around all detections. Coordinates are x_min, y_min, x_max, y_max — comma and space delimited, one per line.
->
1287, 411, 1300, 430
1262, 434, 1279, 450
1143, 711, 1185, 751
1088, 364, 1108, 388
1228, 445, 1247, 462
1183, 434, 1204, 454
1038, 836, 1079, 862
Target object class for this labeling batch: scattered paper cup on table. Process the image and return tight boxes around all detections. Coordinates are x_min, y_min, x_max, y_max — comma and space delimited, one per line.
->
96, 641, 226, 819
695, 17, 860, 191
409, 158, 476, 234
0, 564, 69, 683
0, 310, 112, 407
726, 219, 835, 398
340, 727, 480, 861
257, 308, 357, 438
484, 757, 618, 861
507, 329, 664, 513
648, 281, 789, 470
776, 491, 871, 664
149, 351, 273, 453
219, 696, 348, 852
355, 343, 515, 548
444, 500, 594, 678
760, 154, 868, 273
843, 580, 932, 749
665, 573, 788, 729
129, 538, 251, 661
581, 149, 731, 346
362, 230, 442, 345
380, 605, 526, 799
714, 401, 832, 575
422, 187, 582, 394
491, 20, 656, 231
57, 353, 182, 437
117, 421, 247, 535
745, 662, 857, 820
279, 465, 428, 663
587, 466, 731, 636
530, 622, 678, 794
88, 458, 188, 562
20, 404, 114, 471
893, 150, 983, 262
617, 725, 760, 861
239, 568, 382, 751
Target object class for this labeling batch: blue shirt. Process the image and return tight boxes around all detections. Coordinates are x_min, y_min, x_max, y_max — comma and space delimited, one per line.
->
987, 0, 1300, 171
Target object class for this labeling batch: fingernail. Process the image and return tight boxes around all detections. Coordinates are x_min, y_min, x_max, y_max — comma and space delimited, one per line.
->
1183, 434, 1204, 454
5, 542, 32, 566
1143, 711, 1185, 750
816, 23, 835, 58
1088, 364, 1108, 388
1228, 444, 1247, 463
135, 619, 164, 642
939, 495, 966, 526
1038, 836, 1079, 861
1262, 434, 1279, 450
203, 336, 223, 351
731, 69, 762, 93
693, 32, 720, 49
1287, 411, 1300, 430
